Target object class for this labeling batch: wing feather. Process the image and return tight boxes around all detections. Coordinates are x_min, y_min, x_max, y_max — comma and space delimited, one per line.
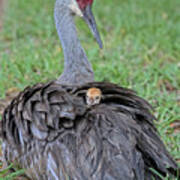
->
1, 81, 179, 179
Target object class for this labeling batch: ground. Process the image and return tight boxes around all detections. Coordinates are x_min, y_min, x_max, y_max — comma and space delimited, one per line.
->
0, 0, 4, 29
0, 0, 180, 179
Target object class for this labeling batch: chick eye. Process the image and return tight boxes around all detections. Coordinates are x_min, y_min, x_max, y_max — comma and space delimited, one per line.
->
95, 96, 100, 100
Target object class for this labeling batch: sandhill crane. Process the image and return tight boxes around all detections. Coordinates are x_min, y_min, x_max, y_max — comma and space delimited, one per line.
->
1, 0, 179, 179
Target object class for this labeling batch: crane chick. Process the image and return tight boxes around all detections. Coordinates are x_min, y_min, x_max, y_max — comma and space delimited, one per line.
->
86, 88, 102, 106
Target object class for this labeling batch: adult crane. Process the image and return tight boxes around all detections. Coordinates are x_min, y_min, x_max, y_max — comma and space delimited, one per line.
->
1, 0, 179, 179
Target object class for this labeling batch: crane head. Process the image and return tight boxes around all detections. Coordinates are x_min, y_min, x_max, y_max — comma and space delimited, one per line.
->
70, 0, 103, 48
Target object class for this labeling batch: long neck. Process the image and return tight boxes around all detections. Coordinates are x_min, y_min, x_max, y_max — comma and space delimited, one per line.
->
54, 1, 94, 85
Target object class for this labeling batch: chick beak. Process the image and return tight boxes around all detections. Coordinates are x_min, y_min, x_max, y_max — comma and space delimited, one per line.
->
82, 4, 103, 48
86, 97, 93, 106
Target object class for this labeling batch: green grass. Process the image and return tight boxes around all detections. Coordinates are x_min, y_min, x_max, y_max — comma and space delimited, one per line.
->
0, 163, 25, 180
0, 0, 180, 178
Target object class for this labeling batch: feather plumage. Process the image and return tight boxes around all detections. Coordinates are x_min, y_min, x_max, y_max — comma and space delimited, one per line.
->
1, 81, 179, 179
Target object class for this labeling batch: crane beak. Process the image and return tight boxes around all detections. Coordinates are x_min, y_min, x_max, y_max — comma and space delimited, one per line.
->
82, 5, 103, 48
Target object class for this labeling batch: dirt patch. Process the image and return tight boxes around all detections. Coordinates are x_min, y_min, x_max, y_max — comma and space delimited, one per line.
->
0, 88, 19, 116
170, 120, 180, 134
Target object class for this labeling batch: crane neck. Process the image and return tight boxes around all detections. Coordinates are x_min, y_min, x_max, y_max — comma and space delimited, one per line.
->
54, 1, 94, 85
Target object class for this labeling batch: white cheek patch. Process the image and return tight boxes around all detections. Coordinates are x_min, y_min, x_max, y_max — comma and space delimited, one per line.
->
69, 0, 83, 17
